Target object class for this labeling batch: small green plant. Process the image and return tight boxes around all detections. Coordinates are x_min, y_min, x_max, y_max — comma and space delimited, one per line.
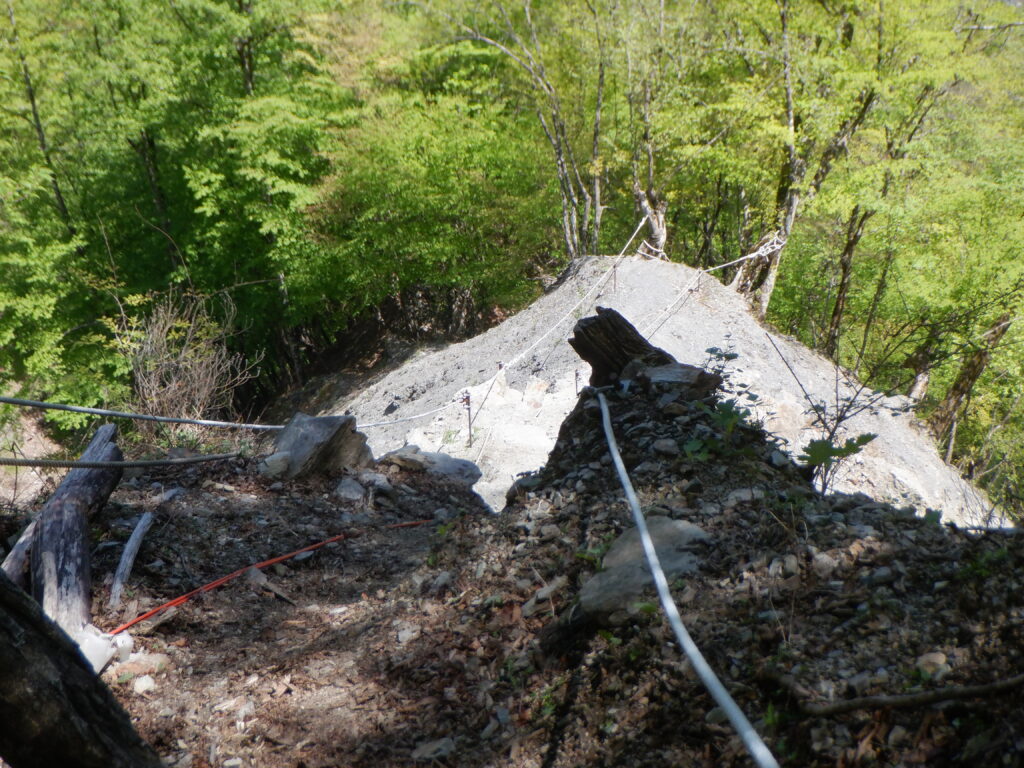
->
574, 550, 601, 566
597, 629, 623, 646
799, 433, 877, 493
633, 601, 659, 615
957, 547, 1009, 581
705, 398, 749, 437
683, 437, 710, 460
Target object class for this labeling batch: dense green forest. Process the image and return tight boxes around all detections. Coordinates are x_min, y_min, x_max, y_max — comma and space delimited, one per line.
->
1, 0, 1022, 512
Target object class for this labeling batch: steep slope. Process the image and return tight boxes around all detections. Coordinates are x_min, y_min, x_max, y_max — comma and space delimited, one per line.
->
323, 256, 992, 526
90, 317, 1024, 768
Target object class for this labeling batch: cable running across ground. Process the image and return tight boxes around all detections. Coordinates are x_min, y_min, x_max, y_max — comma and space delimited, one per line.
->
0, 396, 283, 431
595, 390, 780, 768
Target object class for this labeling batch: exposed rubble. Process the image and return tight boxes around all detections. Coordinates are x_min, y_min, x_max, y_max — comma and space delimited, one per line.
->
6, 314, 1023, 767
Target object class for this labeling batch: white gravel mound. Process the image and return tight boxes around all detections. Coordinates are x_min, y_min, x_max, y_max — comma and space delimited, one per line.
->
323, 255, 996, 527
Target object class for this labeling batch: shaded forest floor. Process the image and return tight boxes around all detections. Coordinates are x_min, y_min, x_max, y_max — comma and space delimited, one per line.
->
41, 372, 1020, 768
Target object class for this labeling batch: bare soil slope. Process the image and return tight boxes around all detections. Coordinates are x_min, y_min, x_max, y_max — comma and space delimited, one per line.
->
322, 256, 992, 526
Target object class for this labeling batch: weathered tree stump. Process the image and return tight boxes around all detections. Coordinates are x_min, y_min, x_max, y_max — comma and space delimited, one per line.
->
569, 307, 676, 386
26, 424, 122, 637
569, 307, 721, 398
0, 569, 161, 768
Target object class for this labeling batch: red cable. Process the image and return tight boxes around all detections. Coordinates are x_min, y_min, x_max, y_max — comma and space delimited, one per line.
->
110, 519, 435, 635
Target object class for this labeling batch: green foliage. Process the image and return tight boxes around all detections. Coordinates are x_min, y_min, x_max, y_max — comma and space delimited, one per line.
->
800, 433, 877, 493
0, 0, 1022, 516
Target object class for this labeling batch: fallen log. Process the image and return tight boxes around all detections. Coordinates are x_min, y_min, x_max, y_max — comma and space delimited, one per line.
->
108, 510, 154, 610
0, 569, 161, 768
27, 424, 122, 637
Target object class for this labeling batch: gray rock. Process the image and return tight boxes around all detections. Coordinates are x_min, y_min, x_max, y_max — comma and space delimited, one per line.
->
580, 519, 710, 623
602, 518, 710, 571
411, 737, 455, 761
725, 488, 765, 507
579, 564, 652, 621
811, 552, 839, 579
259, 451, 292, 479
535, 575, 568, 602
271, 413, 374, 479
133, 674, 157, 695
381, 445, 482, 487
357, 470, 397, 499
335, 476, 366, 503
783, 553, 801, 576
652, 438, 680, 456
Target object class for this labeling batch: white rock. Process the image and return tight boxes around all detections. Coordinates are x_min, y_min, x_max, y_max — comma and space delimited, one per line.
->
133, 674, 157, 695
811, 552, 839, 579
411, 737, 455, 761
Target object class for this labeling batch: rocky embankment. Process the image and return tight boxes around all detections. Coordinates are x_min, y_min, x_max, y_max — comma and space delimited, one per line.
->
33, 314, 1023, 768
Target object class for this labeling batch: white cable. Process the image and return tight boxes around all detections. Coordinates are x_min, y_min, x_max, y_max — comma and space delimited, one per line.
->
503, 216, 649, 373
401, 217, 652, 434
359, 401, 455, 428
641, 239, 781, 341
595, 391, 780, 768
0, 395, 283, 430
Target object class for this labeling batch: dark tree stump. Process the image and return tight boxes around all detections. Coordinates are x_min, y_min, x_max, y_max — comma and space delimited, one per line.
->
0, 568, 162, 768
569, 307, 721, 398
29, 424, 122, 637
569, 307, 676, 386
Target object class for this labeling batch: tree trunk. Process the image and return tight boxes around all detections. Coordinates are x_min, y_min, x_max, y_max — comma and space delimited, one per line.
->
0, 569, 162, 768
6, 0, 73, 234
128, 129, 179, 269
823, 204, 874, 360
30, 424, 122, 638
634, 183, 667, 258
568, 307, 721, 402
929, 314, 1012, 443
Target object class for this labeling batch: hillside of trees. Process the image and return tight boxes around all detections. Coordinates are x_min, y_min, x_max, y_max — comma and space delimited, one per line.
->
2, 0, 1022, 514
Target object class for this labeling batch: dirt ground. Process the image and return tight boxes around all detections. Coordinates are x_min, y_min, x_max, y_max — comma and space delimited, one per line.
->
11, 365, 1018, 768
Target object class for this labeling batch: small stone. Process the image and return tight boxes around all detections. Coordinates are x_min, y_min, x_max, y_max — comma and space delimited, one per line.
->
430, 571, 453, 594
633, 461, 662, 474
811, 552, 839, 579
783, 554, 800, 576
663, 402, 688, 416
915, 652, 949, 678
705, 706, 728, 725
335, 477, 365, 503
539, 524, 561, 541
396, 624, 421, 644
133, 674, 157, 695
847, 671, 872, 696
725, 488, 765, 507
223, 759, 244, 768
652, 438, 680, 456
866, 566, 895, 585
535, 576, 568, 602
411, 737, 455, 761
888, 725, 909, 747
259, 451, 292, 478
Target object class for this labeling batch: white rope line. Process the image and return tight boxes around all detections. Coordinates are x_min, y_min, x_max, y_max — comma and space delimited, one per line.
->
0, 453, 239, 469
359, 402, 456, 429
642, 234, 785, 340
595, 391, 780, 768
467, 217, 649, 425
354, 218, 651, 434
0, 396, 283, 431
